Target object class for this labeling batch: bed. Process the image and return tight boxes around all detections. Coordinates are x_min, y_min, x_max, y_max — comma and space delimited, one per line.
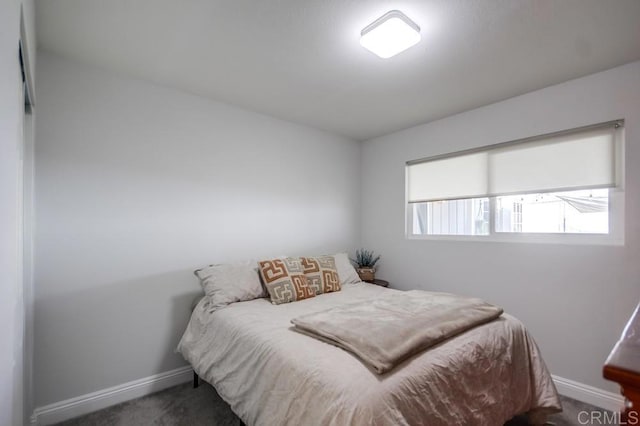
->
178, 282, 561, 425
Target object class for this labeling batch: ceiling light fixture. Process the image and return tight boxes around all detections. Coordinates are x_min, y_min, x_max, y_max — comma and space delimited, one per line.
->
360, 10, 421, 59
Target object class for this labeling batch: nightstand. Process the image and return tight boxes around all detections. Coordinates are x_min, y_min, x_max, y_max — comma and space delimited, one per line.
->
365, 279, 389, 287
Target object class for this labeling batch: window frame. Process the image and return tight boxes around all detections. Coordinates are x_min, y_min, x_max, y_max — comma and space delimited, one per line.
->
405, 122, 625, 246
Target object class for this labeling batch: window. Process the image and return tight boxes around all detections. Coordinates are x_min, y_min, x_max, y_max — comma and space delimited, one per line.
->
495, 189, 608, 234
412, 198, 489, 236
406, 121, 624, 244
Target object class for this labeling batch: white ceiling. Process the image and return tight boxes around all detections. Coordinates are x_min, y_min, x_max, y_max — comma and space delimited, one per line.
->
36, 0, 640, 141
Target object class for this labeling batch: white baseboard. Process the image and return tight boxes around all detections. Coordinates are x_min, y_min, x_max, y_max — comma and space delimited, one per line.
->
30, 366, 192, 426
29, 367, 623, 425
553, 375, 624, 413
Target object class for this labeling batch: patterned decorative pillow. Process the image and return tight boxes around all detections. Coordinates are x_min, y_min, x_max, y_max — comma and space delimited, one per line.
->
301, 256, 341, 295
258, 258, 315, 305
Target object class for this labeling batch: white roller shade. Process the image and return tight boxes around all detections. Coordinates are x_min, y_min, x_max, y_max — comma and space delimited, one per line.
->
488, 127, 615, 196
407, 123, 620, 203
407, 152, 488, 202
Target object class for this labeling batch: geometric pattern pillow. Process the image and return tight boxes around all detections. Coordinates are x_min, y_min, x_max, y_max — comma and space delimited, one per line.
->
258, 257, 315, 305
300, 256, 341, 296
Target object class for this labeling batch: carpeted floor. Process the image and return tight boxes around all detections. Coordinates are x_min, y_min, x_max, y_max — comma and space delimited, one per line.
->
54, 381, 614, 426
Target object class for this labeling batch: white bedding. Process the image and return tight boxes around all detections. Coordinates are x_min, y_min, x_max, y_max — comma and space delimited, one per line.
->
178, 283, 561, 426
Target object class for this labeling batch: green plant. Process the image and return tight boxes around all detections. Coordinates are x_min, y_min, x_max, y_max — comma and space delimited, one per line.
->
350, 249, 381, 269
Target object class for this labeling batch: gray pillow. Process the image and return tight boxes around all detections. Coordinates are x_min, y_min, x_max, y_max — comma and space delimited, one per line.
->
332, 252, 362, 285
195, 261, 266, 312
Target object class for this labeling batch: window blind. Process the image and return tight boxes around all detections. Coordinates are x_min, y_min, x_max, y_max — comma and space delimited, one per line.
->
407, 152, 488, 203
407, 122, 621, 203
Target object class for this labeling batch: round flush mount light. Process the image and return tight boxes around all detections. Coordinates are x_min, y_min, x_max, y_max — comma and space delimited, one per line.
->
360, 10, 421, 59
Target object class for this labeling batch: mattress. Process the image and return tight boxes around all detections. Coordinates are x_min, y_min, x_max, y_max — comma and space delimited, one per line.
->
178, 283, 561, 426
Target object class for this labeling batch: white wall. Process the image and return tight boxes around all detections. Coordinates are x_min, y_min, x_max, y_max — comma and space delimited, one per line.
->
361, 60, 640, 393
34, 51, 361, 407
21, 0, 37, 419
23, 109, 36, 423
0, 2, 23, 422
1, 0, 35, 425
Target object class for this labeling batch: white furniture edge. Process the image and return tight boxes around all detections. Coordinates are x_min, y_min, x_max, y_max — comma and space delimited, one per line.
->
30, 366, 192, 425
29, 368, 624, 425
552, 374, 624, 413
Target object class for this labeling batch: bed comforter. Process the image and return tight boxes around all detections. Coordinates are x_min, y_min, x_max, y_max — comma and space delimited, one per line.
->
178, 283, 561, 426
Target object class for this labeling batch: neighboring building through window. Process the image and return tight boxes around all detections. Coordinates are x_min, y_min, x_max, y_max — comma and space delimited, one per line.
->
406, 121, 624, 244
510, 200, 522, 233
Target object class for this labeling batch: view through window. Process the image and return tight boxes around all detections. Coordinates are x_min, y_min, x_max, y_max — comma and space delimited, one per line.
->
411, 189, 609, 236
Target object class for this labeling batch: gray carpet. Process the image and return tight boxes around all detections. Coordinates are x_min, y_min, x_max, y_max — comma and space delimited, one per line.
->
54, 381, 614, 426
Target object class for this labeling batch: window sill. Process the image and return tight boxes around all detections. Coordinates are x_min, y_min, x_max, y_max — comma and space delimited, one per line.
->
406, 233, 624, 246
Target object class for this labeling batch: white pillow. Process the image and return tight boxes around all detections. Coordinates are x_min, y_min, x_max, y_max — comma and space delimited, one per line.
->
195, 261, 265, 312
332, 252, 362, 285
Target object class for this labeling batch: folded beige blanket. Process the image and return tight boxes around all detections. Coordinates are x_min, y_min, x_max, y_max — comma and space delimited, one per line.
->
291, 290, 503, 374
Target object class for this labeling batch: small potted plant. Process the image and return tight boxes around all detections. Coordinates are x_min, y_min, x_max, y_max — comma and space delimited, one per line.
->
351, 249, 381, 282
